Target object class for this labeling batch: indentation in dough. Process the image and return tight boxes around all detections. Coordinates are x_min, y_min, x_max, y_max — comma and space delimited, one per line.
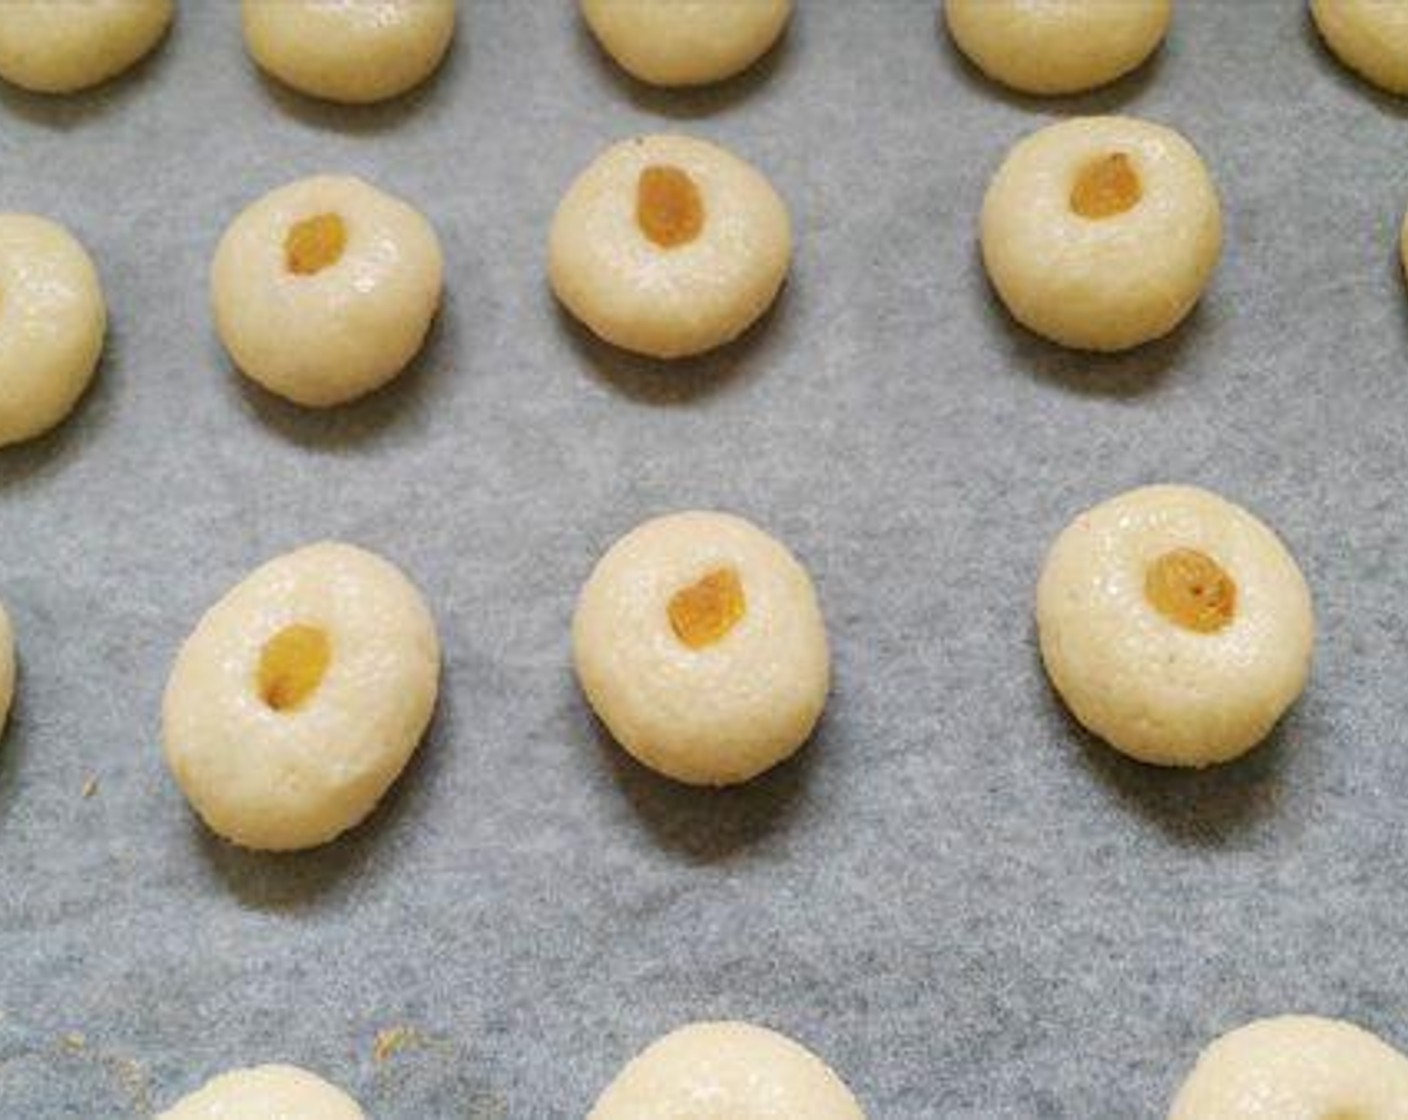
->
636, 165, 705, 248
668, 567, 745, 648
285, 213, 347, 275
1145, 548, 1237, 633
258, 624, 332, 711
1071, 153, 1141, 218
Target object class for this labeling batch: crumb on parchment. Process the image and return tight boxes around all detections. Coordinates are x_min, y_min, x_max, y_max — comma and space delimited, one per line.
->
373, 1025, 419, 1064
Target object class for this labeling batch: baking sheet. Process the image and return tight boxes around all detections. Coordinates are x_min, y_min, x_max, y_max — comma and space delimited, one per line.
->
2, 1, 1408, 1116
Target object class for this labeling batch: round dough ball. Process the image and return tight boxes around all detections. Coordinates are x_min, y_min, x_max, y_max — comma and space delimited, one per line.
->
0, 0, 171, 94
242, 0, 456, 104
549, 133, 791, 359
945, 0, 1171, 95
1312, 0, 1408, 96
581, 0, 791, 87
981, 115, 1221, 352
0, 214, 106, 448
0, 600, 13, 736
211, 175, 443, 408
573, 511, 829, 786
590, 1021, 867, 1120
1168, 1016, 1408, 1119
159, 1064, 365, 1120
1037, 485, 1314, 767
163, 542, 440, 852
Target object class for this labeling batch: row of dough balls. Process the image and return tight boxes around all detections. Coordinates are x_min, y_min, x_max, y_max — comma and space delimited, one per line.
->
6, 100, 1395, 443
0, 116, 1233, 443
0, 0, 453, 103
0, 0, 790, 100
0, 130, 794, 443
151, 1014, 1408, 1117
10, 104, 1406, 446
149, 512, 826, 853
0, 487, 1308, 856
219, 136, 782, 400
13, 2, 1408, 103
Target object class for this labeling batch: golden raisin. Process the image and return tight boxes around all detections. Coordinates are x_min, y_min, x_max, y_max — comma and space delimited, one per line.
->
1145, 549, 1237, 634
637, 165, 705, 249
257, 624, 332, 711
668, 568, 746, 649
285, 213, 347, 275
1071, 153, 1142, 219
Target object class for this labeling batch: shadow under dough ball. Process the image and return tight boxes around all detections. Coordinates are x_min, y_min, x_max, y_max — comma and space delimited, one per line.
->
0, 601, 12, 737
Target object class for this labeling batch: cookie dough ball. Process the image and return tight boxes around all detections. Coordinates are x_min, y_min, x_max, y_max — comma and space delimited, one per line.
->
0, 0, 171, 94
163, 542, 440, 851
590, 1022, 867, 1120
1037, 485, 1313, 767
1168, 1016, 1408, 1119
945, 0, 1170, 95
0, 601, 13, 736
573, 511, 829, 786
1312, 0, 1408, 96
550, 134, 791, 359
981, 115, 1221, 352
211, 175, 443, 408
581, 0, 791, 87
0, 215, 106, 448
243, 0, 456, 104
159, 1064, 365, 1120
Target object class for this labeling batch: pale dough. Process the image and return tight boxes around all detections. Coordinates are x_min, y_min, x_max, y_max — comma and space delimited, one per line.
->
1168, 1015, 1408, 1120
1312, 0, 1408, 96
549, 133, 791, 359
159, 1064, 366, 1120
981, 115, 1221, 352
1398, 196, 1408, 289
589, 1021, 867, 1120
581, 0, 791, 87
945, 0, 1171, 95
243, 0, 456, 104
573, 511, 829, 786
0, 0, 171, 94
0, 214, 107, 448
0, 600, 13, 736
211, 175, 443, 408
163, 542, 440, 851
1037, 485, 1314, 767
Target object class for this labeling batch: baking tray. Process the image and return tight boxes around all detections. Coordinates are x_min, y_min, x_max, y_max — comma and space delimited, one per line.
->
2, 1, 1407, 1116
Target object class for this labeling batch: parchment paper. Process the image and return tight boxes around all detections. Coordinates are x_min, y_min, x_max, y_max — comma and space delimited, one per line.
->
2, 2, 1407, 1116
